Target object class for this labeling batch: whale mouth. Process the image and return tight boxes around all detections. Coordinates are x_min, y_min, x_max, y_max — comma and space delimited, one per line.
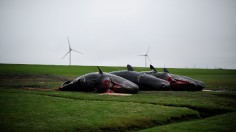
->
112, 81, 122, 89
160, 83, 171, 90
170, 80, 198, 91
161, 84, 168, 88
110, 81, 139, 94
59, 83, 73, 91
102, 78, 124, 90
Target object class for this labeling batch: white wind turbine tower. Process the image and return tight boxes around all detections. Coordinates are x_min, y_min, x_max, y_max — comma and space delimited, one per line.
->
138, 46, 152, 67
62, 36, 83, 65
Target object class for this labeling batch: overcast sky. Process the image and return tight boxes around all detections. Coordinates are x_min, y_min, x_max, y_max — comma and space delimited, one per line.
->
0, 0, 236, 69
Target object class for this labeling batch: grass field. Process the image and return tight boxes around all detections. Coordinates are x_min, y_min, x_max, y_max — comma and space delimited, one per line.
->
0, 64, 236, 131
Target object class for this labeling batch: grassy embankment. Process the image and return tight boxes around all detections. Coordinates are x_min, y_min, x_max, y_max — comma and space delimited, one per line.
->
0, 64, 235, 131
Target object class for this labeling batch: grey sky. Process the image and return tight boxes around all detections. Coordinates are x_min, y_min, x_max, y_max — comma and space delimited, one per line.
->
0, 0, 236, 69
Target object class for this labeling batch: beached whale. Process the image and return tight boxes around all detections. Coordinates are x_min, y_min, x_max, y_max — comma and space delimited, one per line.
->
59, 67, 139, 94
163, 67, 205, 91
142, 65, 204, 91
110, 65, 170, 91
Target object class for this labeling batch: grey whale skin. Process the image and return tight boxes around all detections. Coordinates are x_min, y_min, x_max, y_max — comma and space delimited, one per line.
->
170, 74, 205, 91
59, 67, 139, 94
163, 67, 205, 91
110, 65, 170, 91
142, 65, 205, 91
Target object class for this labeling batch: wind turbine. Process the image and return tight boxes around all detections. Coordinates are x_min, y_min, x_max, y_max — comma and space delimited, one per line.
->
62, 36, 82, 65
138, 46, 152, 67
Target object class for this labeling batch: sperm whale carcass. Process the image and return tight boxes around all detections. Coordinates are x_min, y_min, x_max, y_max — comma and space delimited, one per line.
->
142, 65, 205, 91
110, 65, 171, 91
59, 67, 139, 94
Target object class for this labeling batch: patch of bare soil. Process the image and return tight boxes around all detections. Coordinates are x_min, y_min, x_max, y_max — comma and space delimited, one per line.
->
99, 93, 132, 96
20, 87, 57, 91
0, 73, 69, 81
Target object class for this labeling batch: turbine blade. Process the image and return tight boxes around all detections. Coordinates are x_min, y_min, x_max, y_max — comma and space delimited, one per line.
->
61, 50, 70, 59
67, 36, 71, 49
146, 46, 150, 55
147, 56, 152, 64
72, 49, 83, 54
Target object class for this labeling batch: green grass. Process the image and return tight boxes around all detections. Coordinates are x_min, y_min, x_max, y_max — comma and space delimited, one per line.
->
0, 64, 236, 131
1, 64, 236, 90
139, 112, 236, 132
0, 88, 200, 131
0, 64, 125, 76
1, 64, 236, 76
0, 88, 235, 131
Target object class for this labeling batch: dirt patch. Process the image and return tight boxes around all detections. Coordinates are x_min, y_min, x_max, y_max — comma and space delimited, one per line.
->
20, 87, 56, 91
0, 73, 68, 89
203, 89, 229, 92
100, 93, 132, 96
0, 73, 69, 81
